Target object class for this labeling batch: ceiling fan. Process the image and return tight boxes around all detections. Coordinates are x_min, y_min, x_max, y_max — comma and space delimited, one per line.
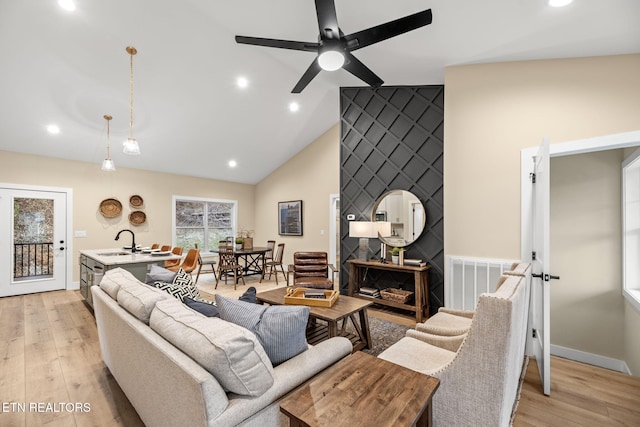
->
235, 0, 433, 93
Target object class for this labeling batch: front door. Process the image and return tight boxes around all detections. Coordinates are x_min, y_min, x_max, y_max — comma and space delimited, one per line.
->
0, 187, 68, 296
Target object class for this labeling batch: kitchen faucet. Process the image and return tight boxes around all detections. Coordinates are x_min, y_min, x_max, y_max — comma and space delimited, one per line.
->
115, 229, 137, 253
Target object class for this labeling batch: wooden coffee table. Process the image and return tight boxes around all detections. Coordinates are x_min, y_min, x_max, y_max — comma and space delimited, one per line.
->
256, 287, 373, 352
280, 351, 440, 427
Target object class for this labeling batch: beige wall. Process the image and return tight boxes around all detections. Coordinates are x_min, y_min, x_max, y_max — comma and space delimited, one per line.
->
550, 150, 624, 360
253, 124, 340, 267
444, 54, 640, 258
444, 54, 640, 372
0, 151, 255, 282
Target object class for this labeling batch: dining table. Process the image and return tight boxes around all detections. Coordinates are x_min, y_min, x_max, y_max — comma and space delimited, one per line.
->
211, 246, 269, 281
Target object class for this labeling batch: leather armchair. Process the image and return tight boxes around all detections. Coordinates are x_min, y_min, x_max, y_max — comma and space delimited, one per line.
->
288, 252, 336, 290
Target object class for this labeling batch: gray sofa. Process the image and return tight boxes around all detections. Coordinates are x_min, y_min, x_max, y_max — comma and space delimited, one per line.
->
92, 268, 352, 427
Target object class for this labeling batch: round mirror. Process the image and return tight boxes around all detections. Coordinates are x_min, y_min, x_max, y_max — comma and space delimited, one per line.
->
372, 190, 426, 247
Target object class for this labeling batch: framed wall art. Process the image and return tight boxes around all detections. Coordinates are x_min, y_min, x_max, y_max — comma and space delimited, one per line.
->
278, 200, 303, 236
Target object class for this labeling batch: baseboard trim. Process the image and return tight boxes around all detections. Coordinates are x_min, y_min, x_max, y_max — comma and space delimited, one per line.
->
551, 344, 631, 374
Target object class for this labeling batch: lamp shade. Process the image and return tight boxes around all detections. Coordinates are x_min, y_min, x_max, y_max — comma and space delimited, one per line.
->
376, 221, 392, 238
349, 221, 379, 238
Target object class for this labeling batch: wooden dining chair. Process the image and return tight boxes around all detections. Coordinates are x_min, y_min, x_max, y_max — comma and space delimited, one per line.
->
260, 243, 286, 285
167, 248, 199, 276
150, 243, 160, 250
264, 240, 276, 262
216, 245, 245, 290
194, 243, 217, 284
160, 245, 171, 252
164, 246, 183, 269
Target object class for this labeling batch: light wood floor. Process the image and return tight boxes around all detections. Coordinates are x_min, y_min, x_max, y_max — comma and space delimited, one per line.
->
1, 290, 638, 426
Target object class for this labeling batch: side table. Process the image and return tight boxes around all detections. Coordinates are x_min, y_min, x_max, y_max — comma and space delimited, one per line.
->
280, 351, 440, 427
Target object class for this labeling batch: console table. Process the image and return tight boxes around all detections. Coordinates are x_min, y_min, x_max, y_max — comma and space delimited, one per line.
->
347, 259, 430, 322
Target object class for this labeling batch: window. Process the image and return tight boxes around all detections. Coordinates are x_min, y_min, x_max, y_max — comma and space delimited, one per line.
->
623, 148, 640, 312
173, 196, 237, 253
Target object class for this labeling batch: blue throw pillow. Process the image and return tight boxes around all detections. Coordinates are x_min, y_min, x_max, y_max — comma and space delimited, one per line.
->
183, 297, 220, 317
215, 295, 309, 366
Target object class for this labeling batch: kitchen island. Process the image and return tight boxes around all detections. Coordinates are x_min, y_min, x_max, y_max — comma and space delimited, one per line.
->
79, 248, 182, 308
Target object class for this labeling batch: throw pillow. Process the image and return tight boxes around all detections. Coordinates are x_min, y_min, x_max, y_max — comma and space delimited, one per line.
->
215, 295, 309, 366
145, 263, 177, 284
152, 268, 201, 301
150, 298, 274, 397
238, 286, 257, 303
183, 296, 220, 317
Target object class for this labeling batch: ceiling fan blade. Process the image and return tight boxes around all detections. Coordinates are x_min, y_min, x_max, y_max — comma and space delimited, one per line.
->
342, 52, 383, 88
292, 59, 322, 93
235, 35, 319, 52
343, 9, 432, 51
315, 0, 340, 39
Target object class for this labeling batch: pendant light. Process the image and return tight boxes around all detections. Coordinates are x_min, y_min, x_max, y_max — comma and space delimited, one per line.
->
123, 46, 140, 155
101, 114, 116, 171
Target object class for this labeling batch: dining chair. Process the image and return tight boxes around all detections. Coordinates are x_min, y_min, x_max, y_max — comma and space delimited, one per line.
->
194, 243, 217, 284
264, 240, 276, 262
167, 248, 199, 276
260, 243, 286, 285
164, 246, 184, 269
216, 245, 245, 290
160, 245, 171, 252
150, 243, 160, 250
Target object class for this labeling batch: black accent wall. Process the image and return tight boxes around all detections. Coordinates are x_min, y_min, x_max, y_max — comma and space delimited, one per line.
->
339, 85, 444, 315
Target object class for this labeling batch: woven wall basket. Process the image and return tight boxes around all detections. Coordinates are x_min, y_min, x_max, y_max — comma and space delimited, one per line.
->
129, 211, 147, 225
99, 198, 122, 218
129, 195, 144, 208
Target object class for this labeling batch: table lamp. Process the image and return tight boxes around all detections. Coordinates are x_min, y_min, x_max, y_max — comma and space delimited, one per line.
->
349, 221, 379, 261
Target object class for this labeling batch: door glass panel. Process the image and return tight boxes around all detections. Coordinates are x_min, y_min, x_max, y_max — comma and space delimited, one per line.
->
13, 197, 54, 281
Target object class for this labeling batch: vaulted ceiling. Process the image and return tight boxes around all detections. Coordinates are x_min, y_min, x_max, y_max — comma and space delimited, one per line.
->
1, 0, 638, 184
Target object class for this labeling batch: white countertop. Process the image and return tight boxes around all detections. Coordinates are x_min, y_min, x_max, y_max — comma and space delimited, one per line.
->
80, 248, 182, 266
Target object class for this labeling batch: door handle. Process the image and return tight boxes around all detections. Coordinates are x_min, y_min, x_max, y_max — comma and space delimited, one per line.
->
59, 247, 65, 251
532, 273, 560, 282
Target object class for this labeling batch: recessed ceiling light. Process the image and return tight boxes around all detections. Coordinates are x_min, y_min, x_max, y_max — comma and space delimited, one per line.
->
58, 0, 76, 11
236, 77, 248, 88
47, 124, 60, 134
289, 102, 299, 113
228, 160, 237, 168
548, 0, 573, 7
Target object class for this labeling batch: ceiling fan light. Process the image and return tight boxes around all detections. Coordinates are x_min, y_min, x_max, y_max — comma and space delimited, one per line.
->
123, 138, 140, 155
101, 158, 116, 171
318, 50, 345, 71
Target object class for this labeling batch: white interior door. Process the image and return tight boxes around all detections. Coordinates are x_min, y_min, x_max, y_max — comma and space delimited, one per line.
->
530, 137, 554, 395
0, 188, 68, 296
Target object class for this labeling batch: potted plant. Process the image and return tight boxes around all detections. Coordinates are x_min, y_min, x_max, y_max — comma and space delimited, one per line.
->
391, 247, 402, 265
235, 237, 243, 251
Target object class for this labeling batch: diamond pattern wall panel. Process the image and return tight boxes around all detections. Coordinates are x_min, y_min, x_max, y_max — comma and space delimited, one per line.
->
340, 85, 444, 315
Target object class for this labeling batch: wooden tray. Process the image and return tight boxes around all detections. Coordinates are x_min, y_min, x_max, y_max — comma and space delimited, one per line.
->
284, 288, 339, 307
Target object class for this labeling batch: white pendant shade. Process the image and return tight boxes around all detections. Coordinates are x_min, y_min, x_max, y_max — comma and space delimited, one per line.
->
123, 138, 140, 155
101, 158, 116, 171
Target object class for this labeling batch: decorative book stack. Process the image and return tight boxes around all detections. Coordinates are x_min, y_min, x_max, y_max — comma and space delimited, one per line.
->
359, 287, 380, 298
304, 289, 327, 299
403, 259, 427, 267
